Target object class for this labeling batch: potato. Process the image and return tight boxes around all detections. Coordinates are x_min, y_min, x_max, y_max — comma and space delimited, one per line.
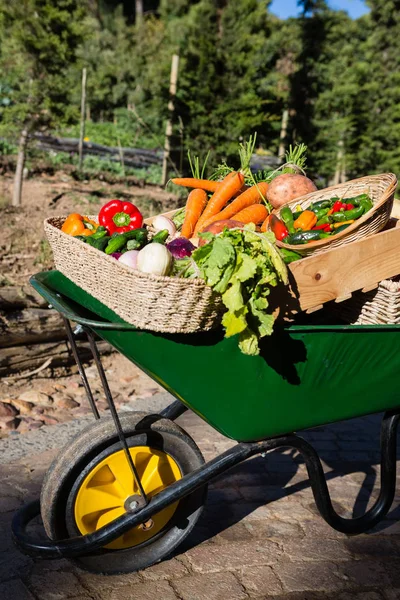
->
198, 219, 243, 246
267, 174, 317, 209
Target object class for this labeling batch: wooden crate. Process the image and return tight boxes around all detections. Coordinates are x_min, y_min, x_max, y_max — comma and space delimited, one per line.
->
286, 220, 400, 314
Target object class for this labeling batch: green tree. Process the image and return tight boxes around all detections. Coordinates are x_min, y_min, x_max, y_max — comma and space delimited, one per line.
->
355, 1, 400, 173
0, 0, 88, 205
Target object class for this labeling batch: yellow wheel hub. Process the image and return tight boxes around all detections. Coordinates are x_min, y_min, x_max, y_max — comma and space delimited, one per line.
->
74, 446, 182, 550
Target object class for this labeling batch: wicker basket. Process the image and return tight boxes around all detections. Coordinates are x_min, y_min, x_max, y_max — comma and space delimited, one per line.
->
44, 216, 224, 333
329, 277, 400, 326
271, 173, 397, 257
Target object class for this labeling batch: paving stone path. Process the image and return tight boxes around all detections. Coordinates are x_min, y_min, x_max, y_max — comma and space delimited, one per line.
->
1, 394, 400, 600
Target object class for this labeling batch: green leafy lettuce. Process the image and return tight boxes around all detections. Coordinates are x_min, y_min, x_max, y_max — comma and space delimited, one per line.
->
190, 225, 288, 356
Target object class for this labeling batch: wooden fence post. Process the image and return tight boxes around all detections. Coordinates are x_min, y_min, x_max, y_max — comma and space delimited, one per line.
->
78, 67, 87, 171
12, 127, 29, 207
161, 54, 179, 186
278, 108, 289, 159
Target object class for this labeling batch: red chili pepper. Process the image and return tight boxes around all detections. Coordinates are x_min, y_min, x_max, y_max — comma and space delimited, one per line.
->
332, 200, 346, 213
346, 203, 355, 211
270, 215, 289, 241
98, 199, 143, 235
313, 224, 331, 231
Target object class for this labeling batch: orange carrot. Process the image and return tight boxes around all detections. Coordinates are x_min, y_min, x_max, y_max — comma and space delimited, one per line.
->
200, 182, 268, 231
181, 189, 208, 239
194, 172, 244, 235
171, 178, 220, 193
261, 214, 272, 232
232, 204, 269, 225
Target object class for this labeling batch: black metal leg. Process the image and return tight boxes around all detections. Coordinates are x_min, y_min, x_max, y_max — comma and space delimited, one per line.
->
294, 410, 400, 534
85, 328, 149, 505
62, 317, 100, 420
160, 400, 188, 421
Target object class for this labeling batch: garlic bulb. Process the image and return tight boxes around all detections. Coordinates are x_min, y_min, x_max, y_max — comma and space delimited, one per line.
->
137, 243, 172, 276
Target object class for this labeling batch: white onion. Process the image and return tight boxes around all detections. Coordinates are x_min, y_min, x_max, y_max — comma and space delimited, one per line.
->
118, 250, 139, 269
152, 215, 176, 237
137, 243, 172, 276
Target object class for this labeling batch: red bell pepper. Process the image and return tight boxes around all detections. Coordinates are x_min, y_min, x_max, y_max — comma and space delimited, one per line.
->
345, 203, 355, 211
99, 199, 143, 235
270, 215, 289, 241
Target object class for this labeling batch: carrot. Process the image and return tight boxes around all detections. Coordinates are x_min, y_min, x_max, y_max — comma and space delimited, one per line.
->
232, 204, 269, 225
181, 189, 208, 239
199, 182, 269, 231
194, 171, 244, 235
171, 178, 220, 193
261, 214, 272, 232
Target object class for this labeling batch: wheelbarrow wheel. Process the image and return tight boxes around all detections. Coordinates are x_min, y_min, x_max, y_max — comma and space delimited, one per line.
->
40, 412, 207, 574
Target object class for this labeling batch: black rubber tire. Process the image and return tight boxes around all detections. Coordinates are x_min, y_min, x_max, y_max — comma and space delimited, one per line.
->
40, 412, 207, 574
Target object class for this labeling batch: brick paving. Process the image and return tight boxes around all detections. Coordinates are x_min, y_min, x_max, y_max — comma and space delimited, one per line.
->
1, 408, 400, 600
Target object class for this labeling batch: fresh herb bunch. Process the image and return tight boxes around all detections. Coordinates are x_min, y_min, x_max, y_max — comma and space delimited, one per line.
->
176, 225, 288, 356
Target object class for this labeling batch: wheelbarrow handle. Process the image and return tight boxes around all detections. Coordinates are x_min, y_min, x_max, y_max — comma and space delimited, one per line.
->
29, 274, 137, 330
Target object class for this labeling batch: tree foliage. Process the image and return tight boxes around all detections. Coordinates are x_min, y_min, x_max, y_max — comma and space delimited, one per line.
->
1, 0, 400, 183
0, 0, 87, 135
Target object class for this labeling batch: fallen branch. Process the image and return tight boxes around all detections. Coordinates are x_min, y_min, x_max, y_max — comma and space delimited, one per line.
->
3, 357, 53, 380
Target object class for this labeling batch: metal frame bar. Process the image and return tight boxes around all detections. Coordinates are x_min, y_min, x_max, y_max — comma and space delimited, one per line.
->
12, 409, 400, 559
62, 318, 100, 420
159, 400, 188, 421
63, 319, 149, 504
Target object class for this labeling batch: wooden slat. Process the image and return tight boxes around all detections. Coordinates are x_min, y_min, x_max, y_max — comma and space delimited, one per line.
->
361, 283, 379, 293
306, 305, 324, 314
335, 294, 353, 303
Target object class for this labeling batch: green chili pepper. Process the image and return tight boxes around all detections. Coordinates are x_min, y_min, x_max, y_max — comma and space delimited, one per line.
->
310, 200, 333, 210
280, 210, 295, 234
280, 206, 295, 233
332, 206, 364, 222
359, 197, 373, 214
91, 226, 108, 240
292, 211, 303, 220
279, 248, 303, 264
286, 230, 323, 245
316, 215, 331, 226
314, 207, 330, 220
151, 229, 169, 244
346, 206, 365, 220
347, 193, 369, 205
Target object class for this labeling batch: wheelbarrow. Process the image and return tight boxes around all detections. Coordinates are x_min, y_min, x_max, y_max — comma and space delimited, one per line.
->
11, 270, 400, 574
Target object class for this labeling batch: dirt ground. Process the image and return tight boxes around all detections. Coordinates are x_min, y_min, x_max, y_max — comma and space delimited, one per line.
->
0, 171, 179, 436
0, 171, 179, 287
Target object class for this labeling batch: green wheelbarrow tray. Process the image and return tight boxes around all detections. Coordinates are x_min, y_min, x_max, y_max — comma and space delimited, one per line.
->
31, 270, 400, 442
10, 270, 400, 570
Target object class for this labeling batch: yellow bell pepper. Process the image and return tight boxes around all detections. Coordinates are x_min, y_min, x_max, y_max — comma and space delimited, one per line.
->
293, 210, 317, 231
61, 214, 98, 237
